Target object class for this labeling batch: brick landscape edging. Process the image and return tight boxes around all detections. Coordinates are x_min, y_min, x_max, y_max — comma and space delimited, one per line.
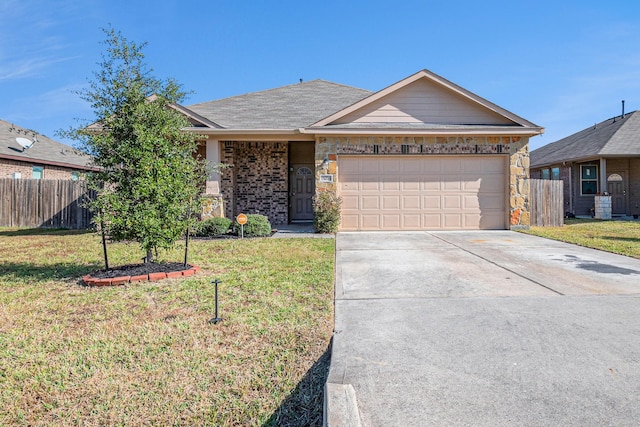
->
83, 265, 202, 286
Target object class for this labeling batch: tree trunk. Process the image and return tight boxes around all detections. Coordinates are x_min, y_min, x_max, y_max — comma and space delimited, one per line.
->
146, 248, 153, 263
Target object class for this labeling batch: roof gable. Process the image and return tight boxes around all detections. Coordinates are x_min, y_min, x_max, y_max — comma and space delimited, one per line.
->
312, 69, 539, 129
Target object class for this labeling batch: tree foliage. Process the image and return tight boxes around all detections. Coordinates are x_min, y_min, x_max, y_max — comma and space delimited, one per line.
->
63, 28, 206, 262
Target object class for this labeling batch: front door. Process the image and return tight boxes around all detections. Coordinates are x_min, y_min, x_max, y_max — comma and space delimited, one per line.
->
607, 172, 627, 215
290, 164, 314, 221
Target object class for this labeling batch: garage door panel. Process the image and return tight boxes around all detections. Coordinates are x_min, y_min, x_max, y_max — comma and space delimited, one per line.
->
359, 158, 381, 173
361, 215, 381, 229
382, 195, 400, 210
338, 155, 506, 230
382, 214, 401, 228
340, 180, 359, 192
381, 177, 400, 191
423, 214, 442, 228
423, 195, 441, 209
443, 195, 462, 209
478, 175, 504, 191
443, 180, 461, 190
341, 214, 359, 230
342, 195, 360, 210
443, 214, 463, 228
403, 158, 423, 173
361, 196, 380, 210
422, 180, 441, 191
361, 178, 380, 191
478, 194, 504, 209
381, 158, 402, 173
403, 195, 421, 209
480, 156, 505, 171
402, 181, 421, 191
462, 179, 482, 191
403, 214, 422, 228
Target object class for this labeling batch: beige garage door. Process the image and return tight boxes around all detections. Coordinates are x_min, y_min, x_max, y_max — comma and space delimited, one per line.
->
338, 155, 506, 230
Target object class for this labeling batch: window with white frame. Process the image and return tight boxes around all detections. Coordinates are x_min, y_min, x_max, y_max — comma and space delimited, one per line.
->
580, 165, 598, 195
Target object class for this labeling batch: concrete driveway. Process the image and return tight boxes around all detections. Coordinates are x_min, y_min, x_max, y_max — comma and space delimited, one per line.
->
326, 231, 640, 426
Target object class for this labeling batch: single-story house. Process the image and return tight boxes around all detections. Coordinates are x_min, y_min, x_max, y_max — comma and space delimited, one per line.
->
531, 110, 640, 217
0, 119, 95, 180
177, 69, 543, 230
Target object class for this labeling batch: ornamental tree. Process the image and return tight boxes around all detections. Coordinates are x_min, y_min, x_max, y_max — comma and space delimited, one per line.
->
63, 28, 206, 263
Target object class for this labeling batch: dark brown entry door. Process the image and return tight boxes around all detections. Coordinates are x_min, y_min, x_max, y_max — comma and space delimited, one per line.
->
290, 164, 314, 221
607, 172, 627, 215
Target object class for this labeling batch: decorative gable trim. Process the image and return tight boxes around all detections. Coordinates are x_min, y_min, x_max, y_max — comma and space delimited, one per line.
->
310, 69, 541, 131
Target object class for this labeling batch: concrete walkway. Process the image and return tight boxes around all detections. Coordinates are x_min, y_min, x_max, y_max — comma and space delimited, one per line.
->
271, 223, 334, 238
326, 231, 640, 426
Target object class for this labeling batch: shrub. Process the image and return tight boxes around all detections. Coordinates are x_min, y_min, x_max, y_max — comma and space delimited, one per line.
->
236, 214, 272, 237
194, 217, 232, 237
313, 191, 341, 233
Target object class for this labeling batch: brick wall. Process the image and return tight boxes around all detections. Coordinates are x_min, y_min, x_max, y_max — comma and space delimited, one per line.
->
0, 158, 82, 180
220, 141, 289, 225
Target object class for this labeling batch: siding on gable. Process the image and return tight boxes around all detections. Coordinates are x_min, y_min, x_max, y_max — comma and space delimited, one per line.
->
334, 79, 514, 125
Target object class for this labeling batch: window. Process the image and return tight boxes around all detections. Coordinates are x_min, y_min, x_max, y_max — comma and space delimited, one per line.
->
580, 165, 598, 195
541, 169, 550, 179
71, 171, 80, 181
32, 166, 43, 180
540, 167, 560, 180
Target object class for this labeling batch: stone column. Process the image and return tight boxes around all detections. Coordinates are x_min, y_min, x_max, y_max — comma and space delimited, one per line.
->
509, 137, 531, 229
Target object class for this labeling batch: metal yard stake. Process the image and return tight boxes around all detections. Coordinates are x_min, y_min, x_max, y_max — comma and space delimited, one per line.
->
208, 279, 223, 324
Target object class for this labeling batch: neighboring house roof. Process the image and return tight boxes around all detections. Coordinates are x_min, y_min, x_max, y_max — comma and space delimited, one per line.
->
187, 80, 372, 130
0, 119, 94, 170
531, 110, 640, 168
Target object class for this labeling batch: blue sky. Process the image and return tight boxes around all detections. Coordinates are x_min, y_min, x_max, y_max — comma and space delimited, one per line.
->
1, 0, 639, 150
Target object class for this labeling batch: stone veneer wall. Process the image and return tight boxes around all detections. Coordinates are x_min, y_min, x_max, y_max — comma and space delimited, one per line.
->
315, 135, 531, 229
220, 141, 288, 225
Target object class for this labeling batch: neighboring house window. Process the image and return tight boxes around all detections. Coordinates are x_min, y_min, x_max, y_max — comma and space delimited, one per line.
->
32, 166, 44, 179
71, 171, 80, 181
540, 167, 560, 180
581, 165, 598, 195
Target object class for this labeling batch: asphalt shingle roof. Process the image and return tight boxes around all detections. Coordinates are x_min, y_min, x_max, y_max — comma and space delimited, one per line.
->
531, 111, 640, 167
0, 119, 93, 169
187, 79, 373, 129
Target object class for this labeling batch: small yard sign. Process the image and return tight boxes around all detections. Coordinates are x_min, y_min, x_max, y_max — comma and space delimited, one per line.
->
236, 213, 248, 238
236, 213, 248, 225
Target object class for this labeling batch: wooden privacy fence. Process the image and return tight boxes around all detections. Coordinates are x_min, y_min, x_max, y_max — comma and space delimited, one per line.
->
529, 179, 564, 227
0, 179, 96, 229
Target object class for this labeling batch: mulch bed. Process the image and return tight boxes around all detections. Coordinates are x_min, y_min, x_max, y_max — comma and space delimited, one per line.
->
90, 262, 192, 279
83, 262, 201, 286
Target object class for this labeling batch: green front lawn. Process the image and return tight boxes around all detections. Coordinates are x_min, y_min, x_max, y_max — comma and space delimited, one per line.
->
521, 218, 640, 259
0, 229, 335, 426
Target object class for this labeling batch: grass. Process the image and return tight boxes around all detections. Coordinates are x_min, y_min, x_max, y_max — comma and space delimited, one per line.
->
521, 218, 640, 259
0, 228, 335, 426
